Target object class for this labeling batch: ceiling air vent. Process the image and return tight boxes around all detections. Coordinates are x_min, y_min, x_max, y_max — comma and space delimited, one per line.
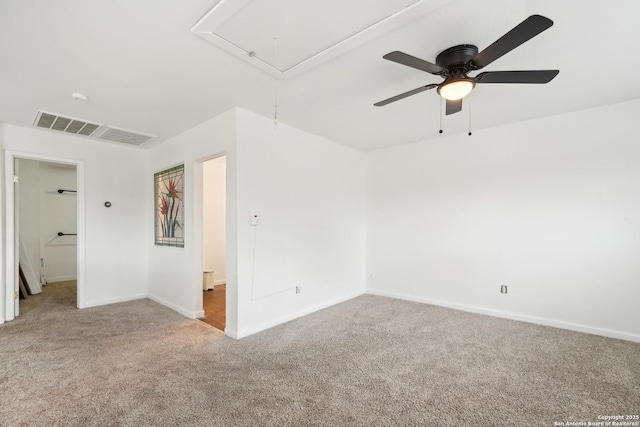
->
96, 127, 155, 145
32, 111, 155, 145
34, 111, 102, 137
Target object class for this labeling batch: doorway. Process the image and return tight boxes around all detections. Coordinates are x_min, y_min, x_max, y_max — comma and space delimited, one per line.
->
3, 151, 85, 323
15, 159, 78, 316
199, 155, 226, 330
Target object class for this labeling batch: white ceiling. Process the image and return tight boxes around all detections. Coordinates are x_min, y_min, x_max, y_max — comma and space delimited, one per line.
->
213, 0, 420, 72
1, 0, 639, 151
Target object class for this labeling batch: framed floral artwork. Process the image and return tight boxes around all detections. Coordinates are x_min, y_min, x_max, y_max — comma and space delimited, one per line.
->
154, 164, 184, 247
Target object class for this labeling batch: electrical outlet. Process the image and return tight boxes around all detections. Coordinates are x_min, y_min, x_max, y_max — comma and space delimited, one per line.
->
500, 285, 508, 294
295, 286, 301, 294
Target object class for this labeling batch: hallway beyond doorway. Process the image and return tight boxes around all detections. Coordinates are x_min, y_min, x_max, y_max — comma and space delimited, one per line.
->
199, 285, 225, 331
200, 154, 226, 332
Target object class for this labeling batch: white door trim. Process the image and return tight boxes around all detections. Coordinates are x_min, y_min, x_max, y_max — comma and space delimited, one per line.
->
3, 150, 86, 321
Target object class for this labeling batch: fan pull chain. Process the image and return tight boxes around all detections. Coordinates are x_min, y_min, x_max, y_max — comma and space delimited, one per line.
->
468, 98, 472, 136
274, 104, 278, 128
273, 37, 279, 130
439, 97, 443, 134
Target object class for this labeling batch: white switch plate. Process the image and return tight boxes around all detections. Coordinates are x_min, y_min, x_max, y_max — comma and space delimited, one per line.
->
250, 211, 260, 226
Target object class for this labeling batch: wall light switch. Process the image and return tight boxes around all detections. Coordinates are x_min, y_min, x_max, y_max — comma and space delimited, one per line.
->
250, 211, 260, 226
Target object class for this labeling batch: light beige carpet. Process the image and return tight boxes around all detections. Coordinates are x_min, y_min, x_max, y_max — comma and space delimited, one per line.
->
1, 281, 638, 426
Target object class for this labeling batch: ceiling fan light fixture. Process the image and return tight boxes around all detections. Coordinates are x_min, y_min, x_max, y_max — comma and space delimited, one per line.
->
437, 79, 475, 101
375, 15, 557, 115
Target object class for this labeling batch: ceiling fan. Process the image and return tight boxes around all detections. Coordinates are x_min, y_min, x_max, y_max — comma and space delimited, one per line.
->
374, 15, 559, 115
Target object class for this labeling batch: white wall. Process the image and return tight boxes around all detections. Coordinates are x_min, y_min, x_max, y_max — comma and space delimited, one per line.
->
366, 99, 640, 342
1, 124, 148, 308
147, 107, 366, 339
8, 99, 634, 344
234, 108, 366, 337
39, 162, 77, 282
203, 156, 226, 285
147, 108, 237, 327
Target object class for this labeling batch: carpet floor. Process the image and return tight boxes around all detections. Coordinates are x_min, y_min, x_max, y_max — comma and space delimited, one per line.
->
1, 281, 638, 426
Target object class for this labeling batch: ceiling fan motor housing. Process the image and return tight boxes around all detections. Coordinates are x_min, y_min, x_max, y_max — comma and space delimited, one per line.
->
435, 44, 479, 74
435, 45, 478, 99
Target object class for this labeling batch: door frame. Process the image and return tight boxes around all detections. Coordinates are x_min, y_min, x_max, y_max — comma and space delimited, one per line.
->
3, 150, 86, 322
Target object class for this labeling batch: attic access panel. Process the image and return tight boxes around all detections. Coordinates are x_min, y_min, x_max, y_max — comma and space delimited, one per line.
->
192, 0, 451, 79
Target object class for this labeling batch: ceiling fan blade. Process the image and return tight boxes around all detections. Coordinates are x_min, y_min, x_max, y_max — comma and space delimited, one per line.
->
469, 15, 553, 70
445, 99, 462, 115
374, 84, 438, 107
475, 70, 559, 84
383, 51, 446, 76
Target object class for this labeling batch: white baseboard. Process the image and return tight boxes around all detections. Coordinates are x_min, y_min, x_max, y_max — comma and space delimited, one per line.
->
214, 279, 226, 286
367, 289, 640, 344
224, 327, 239, 339
84, 294, 147, 309
233, 289, 366, 339
84, 293, 203, 320
147, 294, 200, 319
46, 275, 77, 283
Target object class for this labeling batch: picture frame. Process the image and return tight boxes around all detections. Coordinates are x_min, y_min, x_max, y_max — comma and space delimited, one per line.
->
154, 164, 184, 247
